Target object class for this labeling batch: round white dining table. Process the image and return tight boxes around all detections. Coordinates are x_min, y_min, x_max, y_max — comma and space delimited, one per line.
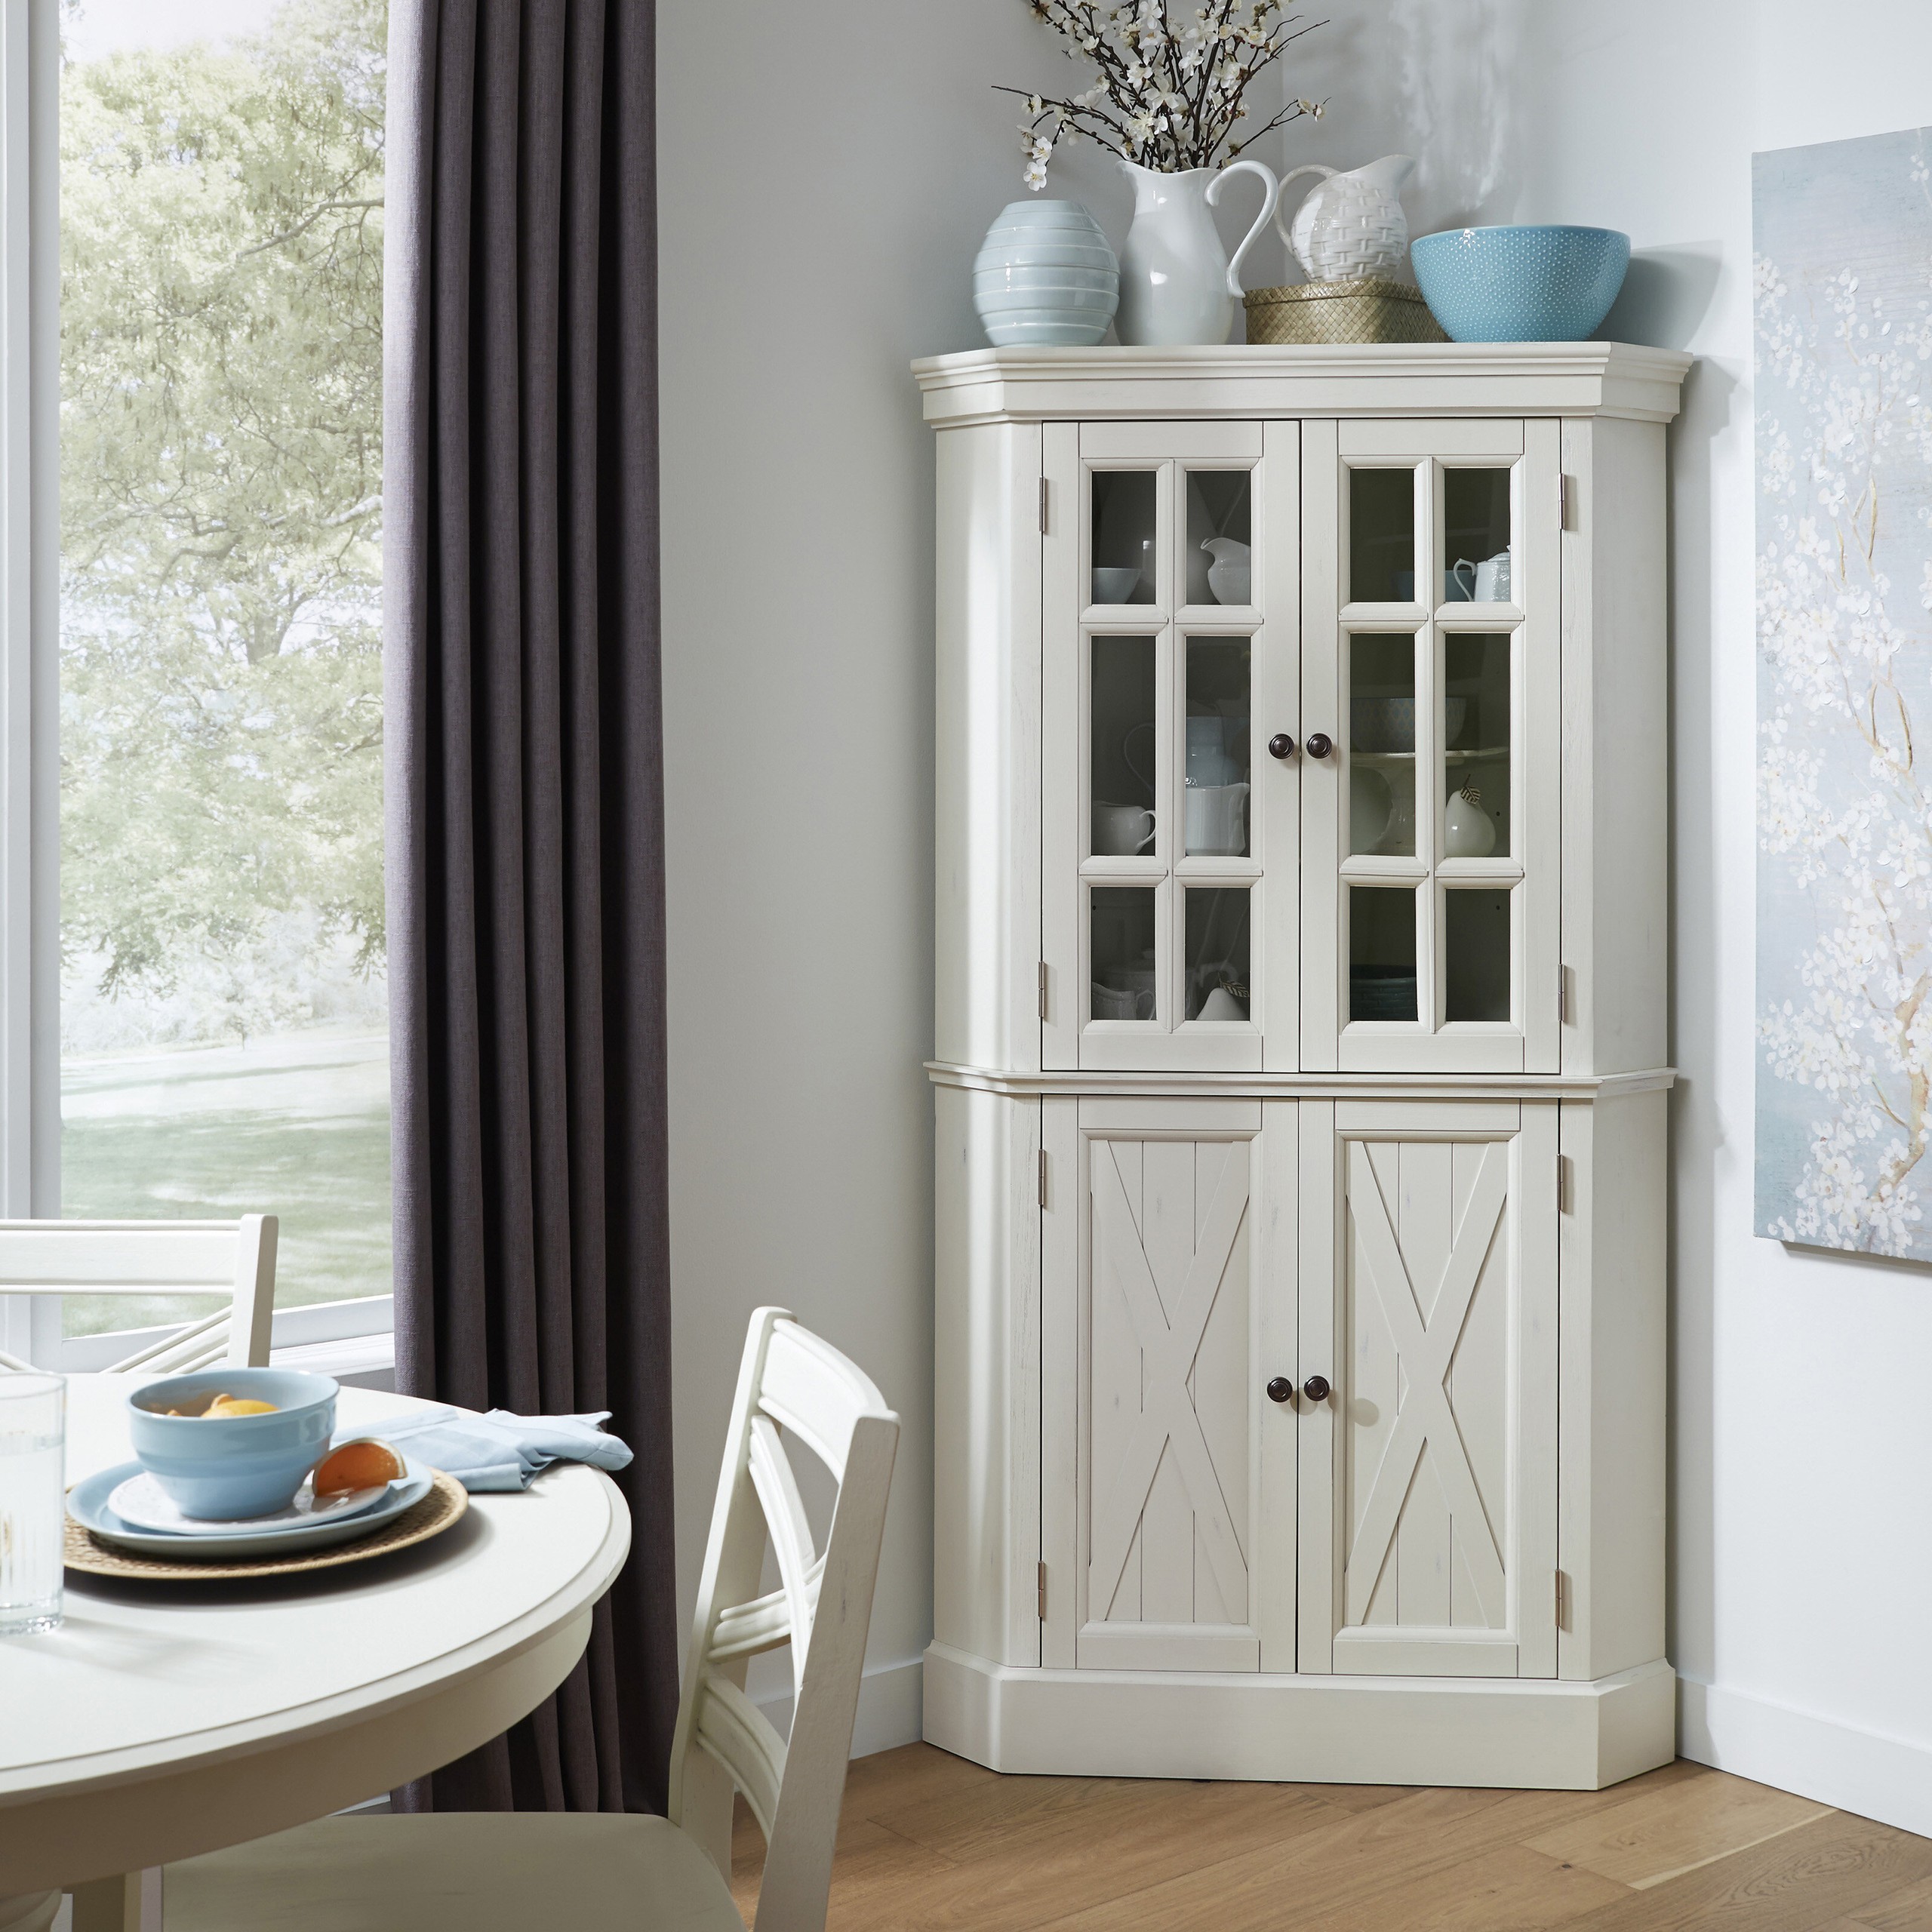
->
0, 1377, 631, 1932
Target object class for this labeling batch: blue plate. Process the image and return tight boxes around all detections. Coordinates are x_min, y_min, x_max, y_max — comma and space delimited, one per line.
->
68, 1457, 435, 1560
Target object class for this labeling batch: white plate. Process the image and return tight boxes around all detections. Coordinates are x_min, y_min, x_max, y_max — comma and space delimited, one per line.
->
107, 1468, 390, 1536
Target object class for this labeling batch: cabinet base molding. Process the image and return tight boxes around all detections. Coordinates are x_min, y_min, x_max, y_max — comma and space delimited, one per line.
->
922, 1644, 1675, 1792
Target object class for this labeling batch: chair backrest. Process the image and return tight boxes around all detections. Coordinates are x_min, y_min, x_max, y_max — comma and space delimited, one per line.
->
668, 1306, 900, 1932
0, 1217, 278, 1373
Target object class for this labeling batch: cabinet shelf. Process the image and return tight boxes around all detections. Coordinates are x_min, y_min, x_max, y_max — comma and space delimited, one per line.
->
1350, 746, 1511, 764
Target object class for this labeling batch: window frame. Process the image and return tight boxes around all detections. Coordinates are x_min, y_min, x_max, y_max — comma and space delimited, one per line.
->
1, 0, 393, 1373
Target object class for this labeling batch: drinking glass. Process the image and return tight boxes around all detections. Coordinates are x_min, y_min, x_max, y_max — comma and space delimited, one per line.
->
1, 1372, 64, 1635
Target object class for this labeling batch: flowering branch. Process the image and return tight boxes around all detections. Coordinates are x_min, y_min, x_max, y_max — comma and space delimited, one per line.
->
1002, 0, 1325, 189
1755, 146, 1932, 1254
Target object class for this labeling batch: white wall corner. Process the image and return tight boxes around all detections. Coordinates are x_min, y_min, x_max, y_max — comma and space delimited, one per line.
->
1680, 1676, 1932, 1839
755, 1656, 924, 1761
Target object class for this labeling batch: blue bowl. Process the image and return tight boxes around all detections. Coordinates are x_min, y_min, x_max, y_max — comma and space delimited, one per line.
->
1409, 225, 1630, 343
127, 1368, 338, 1520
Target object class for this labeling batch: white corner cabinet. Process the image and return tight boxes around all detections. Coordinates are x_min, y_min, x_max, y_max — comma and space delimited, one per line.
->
917, 343, 1690, 1791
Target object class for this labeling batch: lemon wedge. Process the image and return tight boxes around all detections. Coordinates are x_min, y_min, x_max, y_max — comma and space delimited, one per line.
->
204, 1394, 279, 1417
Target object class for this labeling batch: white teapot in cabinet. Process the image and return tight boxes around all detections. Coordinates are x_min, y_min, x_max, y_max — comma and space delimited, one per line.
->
1275, 154, 1415, 284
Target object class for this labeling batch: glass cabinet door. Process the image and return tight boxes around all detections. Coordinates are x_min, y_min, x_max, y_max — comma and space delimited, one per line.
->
1299, 418, 1561, 1074
1041, 420, 1300, 1072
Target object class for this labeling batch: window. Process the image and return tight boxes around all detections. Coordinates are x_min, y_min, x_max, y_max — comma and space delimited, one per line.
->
0, 0, 392, 1369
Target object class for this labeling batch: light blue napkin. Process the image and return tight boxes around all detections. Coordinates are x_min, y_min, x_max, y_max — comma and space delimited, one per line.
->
359, 1406, 633, 1492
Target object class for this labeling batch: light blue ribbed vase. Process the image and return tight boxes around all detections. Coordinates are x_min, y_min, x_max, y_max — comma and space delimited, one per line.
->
974, 199, 1118, 348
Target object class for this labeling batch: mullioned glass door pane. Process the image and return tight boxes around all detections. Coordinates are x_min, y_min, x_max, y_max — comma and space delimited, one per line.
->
1349, 887, 1418, 1023
1443, 632, 1511, 858
1091, 888, 1158, 1021
1091, 635, 1159, 857
1185, 888, 1251, 1020
1091, 471, 1157, 606
1185, 469, 1254, 607
1185, 638, 1251, 857
1349, 468, 1416, 603
1444, 888, 1512, 1022
1443, 467, 1512, 605
1349, 634, 1417, 857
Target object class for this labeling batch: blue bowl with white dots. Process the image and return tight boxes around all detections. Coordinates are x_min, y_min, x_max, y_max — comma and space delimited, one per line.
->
1410, 225, 1630, 342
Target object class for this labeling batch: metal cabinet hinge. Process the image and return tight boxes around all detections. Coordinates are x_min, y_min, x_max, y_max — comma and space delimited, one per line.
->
1555, 1568, 1570, 1630
1038, 960, 1049, 1021
1038, 1149, 1048, 1210
1039, 476, 1050, 534
1038, 1561, 1048, 1620
1558, 963, 1570, 1024
1558, 473, 1573, 530
1558, 1154, 1575, 1216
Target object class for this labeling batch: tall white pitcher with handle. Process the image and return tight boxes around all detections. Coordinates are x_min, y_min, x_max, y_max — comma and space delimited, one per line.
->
1275, 154, 1416, 285
1115, 159, 1280, 345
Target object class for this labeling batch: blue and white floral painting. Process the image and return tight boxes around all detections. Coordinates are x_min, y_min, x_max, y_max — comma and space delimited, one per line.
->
1756, 126, 1932, 1258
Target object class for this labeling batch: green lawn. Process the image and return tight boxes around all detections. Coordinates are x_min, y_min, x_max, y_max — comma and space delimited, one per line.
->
60, 1028, 391, 1337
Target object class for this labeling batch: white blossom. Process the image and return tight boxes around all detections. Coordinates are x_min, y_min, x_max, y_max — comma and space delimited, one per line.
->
1003, 0, 1322, 187
1755, 166, 1932, 1254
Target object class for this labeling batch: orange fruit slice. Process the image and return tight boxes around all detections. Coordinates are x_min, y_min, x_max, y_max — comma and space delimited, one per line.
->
312, 1438, 405, 1495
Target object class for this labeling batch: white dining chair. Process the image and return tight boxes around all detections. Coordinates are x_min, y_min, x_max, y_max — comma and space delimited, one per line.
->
163, 1305, 901, 1932
0, 1217, 278, 1373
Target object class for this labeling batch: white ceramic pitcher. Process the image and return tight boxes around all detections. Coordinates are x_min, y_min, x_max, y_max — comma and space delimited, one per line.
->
1115, 160, 1280, 346
1274, 154, 1416, 285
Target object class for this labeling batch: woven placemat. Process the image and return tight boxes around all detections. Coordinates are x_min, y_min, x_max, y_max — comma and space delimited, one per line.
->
63, 1470, 469, 1581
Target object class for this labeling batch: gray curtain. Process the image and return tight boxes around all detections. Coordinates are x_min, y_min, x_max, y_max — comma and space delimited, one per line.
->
383, 0, 675, 1814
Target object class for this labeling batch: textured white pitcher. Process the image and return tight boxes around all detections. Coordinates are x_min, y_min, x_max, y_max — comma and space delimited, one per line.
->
1115, 160, 1280, 346
1275, 154, 1416, 285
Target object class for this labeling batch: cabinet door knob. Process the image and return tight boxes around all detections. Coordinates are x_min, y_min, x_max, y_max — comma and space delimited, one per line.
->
1302, 1374, 1331, 1402
1305, 733, 1334, 759
1266, 1375, 1294, 1404
1267, 733, 1297, 761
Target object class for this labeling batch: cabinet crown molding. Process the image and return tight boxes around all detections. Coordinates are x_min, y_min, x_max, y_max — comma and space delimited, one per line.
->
912, 341, 1694, 429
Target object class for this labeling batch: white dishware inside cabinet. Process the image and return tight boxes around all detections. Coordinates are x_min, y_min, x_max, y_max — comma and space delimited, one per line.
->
1184, 780, 1249, 856
1092, 801, 1156, 855
1201, 536, 1252, 605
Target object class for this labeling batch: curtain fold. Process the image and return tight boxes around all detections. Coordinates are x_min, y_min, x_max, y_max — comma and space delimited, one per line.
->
383, 0, 675, 1814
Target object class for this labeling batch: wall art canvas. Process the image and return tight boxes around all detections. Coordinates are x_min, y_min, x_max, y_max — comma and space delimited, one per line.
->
1755, 126, 1932, 1257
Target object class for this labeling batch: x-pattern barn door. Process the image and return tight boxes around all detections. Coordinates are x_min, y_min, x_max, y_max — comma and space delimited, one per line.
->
1049, 1097, 1296, 1672
1297, 1100, 1556, 1678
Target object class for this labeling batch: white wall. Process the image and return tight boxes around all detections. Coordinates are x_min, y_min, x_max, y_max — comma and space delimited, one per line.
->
660, 0, 1932, 1815
652, 0, 1059, 1746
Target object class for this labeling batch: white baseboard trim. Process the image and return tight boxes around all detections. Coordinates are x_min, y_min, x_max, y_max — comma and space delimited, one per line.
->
924, 1643, 1675, 1788
754, 1656, 924, 1761
1679, 1677, 1932, 1839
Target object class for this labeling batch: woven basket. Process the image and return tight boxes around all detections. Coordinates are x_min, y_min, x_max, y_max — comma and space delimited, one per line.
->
1244, 276, 1447, 346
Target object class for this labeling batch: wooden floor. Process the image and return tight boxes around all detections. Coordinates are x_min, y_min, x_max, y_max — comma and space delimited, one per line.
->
733, 1745, 1932, 1930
